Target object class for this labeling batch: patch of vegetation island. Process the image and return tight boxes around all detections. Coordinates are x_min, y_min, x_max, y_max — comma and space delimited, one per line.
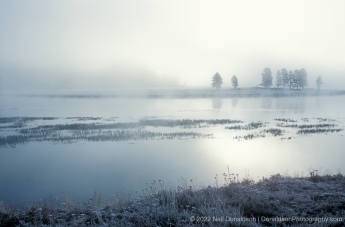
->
66, 117, 102, 121
1, 117, 344, 147
234, 128, 284, 141
0, 125, 27, 129
274, 118, 297, 123
317, 118, 337, 122
0, 124, 213, 147
276, 123, 337, 129
0, 118, 243, 147
1, 173, 344, 226
262, 128, 284, 136
225, 122, 266, 130
0, 117, 58, 124
19, 122, 142, 133
296, 128, 343, 135
139, 119, 243, 128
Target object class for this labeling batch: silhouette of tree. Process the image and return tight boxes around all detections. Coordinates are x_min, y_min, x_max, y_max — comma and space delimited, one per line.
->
288, 68, 308, 90
281, 68, 289, 89
288, 70, 295, 89
260, 67, 272, 88
299, 68, 308, 89
276, 70, 283, 88
293, 69, 301, 89
231, 75, 238, 89
211, 72, 223, 90
316, 75, 324, 90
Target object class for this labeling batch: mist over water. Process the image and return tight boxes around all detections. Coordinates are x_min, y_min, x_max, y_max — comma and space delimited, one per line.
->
1, 1, 345, 211
1, 92, 344, 204
1, 1, 345, 90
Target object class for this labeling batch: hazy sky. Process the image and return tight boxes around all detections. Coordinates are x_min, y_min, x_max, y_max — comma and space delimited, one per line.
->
0, 0, 344, 90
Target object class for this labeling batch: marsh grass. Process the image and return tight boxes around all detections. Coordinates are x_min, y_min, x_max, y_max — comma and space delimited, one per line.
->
261, 128, 284, 136
273, 118, 344, 137
297, 128, 343, 135
66, 117, 102, 121
1, 173, 344, 226
274, 118, 298, 123
0, 130, 213, 148
139, 119, 243, 128
276, 123, 337, 129
1, 117, 344, 147
233, 128, 284, 141
225, 122, 266, 130
317, 118, 337, 123
0, 117, 58, 124
0, 118, 241, 147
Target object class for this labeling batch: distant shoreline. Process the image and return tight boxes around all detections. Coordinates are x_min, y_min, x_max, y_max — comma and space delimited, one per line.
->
143, 88, 345, 99
4, 88, 345, 99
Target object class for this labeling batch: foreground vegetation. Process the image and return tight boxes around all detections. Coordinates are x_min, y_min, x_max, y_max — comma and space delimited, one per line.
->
1, 173, 344, 226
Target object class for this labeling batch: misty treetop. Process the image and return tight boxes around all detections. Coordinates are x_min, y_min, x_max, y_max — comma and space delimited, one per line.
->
281, 69, 289, 88
284, 68, 308, 89
260, 67, 273, 88
294, 68, 308, 89
263, 67, 309, 89
316, 75, 324, 90
276, 70, 283, 88
211, 72, 223, 90
231, 75, 238, 89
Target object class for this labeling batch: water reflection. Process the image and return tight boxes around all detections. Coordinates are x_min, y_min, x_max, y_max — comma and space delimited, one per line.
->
212, 98, 222, 110
276, 97, 306, 114
231, 98, 238, 108
261, 97, 272, 109
315, 97, 321, 108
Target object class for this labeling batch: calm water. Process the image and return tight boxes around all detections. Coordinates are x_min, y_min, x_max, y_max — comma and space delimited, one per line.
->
0, 93, 345, 204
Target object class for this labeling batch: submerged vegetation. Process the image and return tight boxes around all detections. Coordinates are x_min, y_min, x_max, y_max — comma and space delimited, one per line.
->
276, 123, 337, 129
225, 122, 266, 130
297, 128, 343, 135
262, 128, 284, 136
274, 118, 298, 123
0, 172, 344, 226
139, 119, 242, 128
233, 128, 284, 141
1, 118, 242, 147
66, 117, 102, 121
0, 117, 343, 147
0, 128, 213, 148
0, 117, 58, 124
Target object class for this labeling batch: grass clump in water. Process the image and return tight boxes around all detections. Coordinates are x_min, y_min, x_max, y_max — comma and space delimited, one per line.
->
297, 128, 343, 135
277, 123, 337, 129
274, 118, 298, 123
261, 128, 284, 136
139, 119, 243, 128
225, 122, 266, 130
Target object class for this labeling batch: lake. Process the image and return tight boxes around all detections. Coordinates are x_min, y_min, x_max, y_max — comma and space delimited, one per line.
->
0, 90, 344, 205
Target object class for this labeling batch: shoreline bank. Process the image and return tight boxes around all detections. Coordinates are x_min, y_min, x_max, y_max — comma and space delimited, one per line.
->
1, 174, 344, 226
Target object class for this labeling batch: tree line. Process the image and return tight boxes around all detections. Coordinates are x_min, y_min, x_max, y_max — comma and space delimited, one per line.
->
262, 67, 308, 89
211, 68, 324, 90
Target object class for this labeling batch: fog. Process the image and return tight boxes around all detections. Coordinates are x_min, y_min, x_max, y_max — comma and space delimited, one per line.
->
1, 0, 344, 91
